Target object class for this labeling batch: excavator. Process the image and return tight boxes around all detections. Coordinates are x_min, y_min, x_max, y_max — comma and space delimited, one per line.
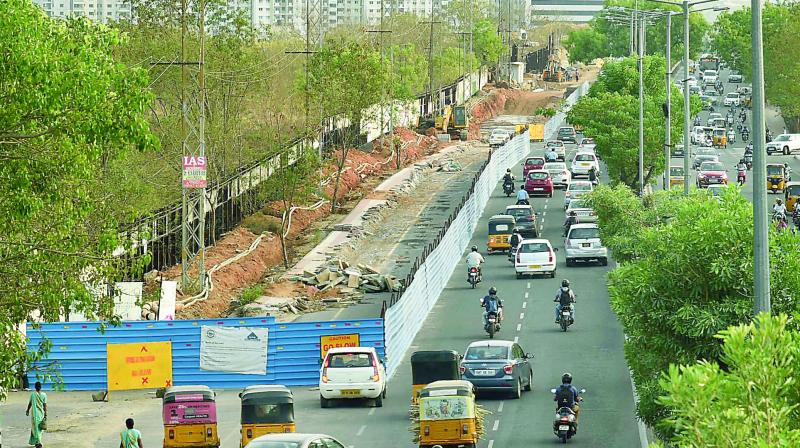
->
433, 105, 469, 140
542, 54, 564, 82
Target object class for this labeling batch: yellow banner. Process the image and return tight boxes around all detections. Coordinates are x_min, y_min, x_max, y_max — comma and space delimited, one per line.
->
320, 333, 360, 360
107, 341, 173, 391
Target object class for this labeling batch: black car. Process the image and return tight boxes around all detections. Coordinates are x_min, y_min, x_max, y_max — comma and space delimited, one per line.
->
557, 126, 577, 144
460, 340, 534, 398
515, 215, 539, 238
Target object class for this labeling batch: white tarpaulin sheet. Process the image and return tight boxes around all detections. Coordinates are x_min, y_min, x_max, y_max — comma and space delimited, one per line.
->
158, 281, 177, 321
200, 326, 269, 375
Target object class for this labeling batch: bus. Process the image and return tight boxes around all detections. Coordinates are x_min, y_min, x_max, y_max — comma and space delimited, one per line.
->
698, 54, 720, 72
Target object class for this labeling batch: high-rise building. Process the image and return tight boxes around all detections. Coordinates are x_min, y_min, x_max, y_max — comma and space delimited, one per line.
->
529, 0, 604, 23
33, 0, 131, 22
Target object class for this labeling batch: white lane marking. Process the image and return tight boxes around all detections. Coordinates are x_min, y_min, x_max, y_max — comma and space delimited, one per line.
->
542, 211, 547, 217
516, 323, 522, 331
498, 402, 504, 412
527, 282, 531, 289
332, 307, 346, 320
524, 292, 529, 299
356, 425, 366, 436
488, 440, 495, 448
368, 408, 376, 416
492, 419, 500, 431
519, 312, 525, 319
514, 336, 519, 343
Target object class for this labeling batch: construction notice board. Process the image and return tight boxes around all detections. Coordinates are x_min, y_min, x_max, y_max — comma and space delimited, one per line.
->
107, 341, 173, 391
320, 333, 360, 359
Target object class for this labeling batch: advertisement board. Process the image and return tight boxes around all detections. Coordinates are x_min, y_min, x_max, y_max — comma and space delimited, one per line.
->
107, 341, 173, 391
182, 155, 207, 189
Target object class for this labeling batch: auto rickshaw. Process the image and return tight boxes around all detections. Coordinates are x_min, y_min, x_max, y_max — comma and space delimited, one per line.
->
785, 182, 800, 211
411, 351, 461, 404
767, 163, 789, 193
414, 380, 480, 448
239, 385, 295, 447
669, 166, 685, 188
712, 128, 728, 148
487, 214, 515, 253
163, 385, 220, 448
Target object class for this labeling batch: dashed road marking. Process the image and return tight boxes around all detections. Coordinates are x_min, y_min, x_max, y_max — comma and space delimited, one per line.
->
492, 419, 500, 431
527, 282, 531, 289
488, 440, 495, 448
357, 425, 366, 436
514, 336, 519, 343
498, 402, 504, 412
519, 312, 525, 319
368, 408, 376, 416
516, 323, 522, 331
524, 292, 529, 299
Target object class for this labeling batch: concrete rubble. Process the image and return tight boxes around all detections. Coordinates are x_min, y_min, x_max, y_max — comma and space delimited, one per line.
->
289, 258, 403, 294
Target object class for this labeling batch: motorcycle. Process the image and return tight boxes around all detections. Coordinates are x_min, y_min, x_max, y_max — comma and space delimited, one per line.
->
744, 154, 753, 170
550, 390, 586, 443
557, 305, 574, 332
467, 266, 480, 288
737, 168, 746, 185
742, 131, 750, 142
485, 310, 501, 338
502, 181, 514, 197
793, 211, 800, 229
516, 199, 530, 205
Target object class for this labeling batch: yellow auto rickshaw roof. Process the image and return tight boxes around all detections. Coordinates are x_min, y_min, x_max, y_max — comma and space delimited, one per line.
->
240, 385, 293, 404
419, 380, 475, 398
163, 385, 215, 402
489, 214, 515, 222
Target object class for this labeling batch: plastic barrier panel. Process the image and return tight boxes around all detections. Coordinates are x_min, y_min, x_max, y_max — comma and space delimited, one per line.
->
26, 317, 384, 391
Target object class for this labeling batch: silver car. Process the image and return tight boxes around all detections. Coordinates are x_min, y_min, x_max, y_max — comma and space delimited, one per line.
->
565, 199, 597, 223
565, 223, 608, 266
543, 162, 571, 188
245, 433, 347, 448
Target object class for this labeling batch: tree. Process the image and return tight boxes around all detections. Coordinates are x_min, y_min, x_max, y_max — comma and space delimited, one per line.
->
390, 43, 430, 101
585, 185, 800, 436
0, 0, 157, 394
567, 56, 699, 189
564, 28, 608, 64
657, 314, 800, 447
297, 40, 387, 212
472, 18, 504, 67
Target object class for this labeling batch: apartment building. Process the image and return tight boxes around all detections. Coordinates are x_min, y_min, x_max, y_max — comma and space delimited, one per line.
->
529, 0, 604, 23
33, 0, 131, 22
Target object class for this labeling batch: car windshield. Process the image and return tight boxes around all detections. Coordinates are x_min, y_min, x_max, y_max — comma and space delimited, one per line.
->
464, 345, 509, 360
569, 200, 587, 209
558, 128, 574, 134
776, 135, 790, 142
726, 93, 738, 98
581, 138, 594, 145
546, 142, 563, 148
701, 162, 724, 171
768, 165, 784, 175
520, 242, 549, 253
670, 167, 684, 176
707, 187, 723, 196
788, 185, 800, 195
528, 172, 548, 180
327, 352, 374, 368
704, 70, 716, 76
569, 227, 600, 239
506, 208, 531, 218
247, 442, 301, 448
574, 154, 595, 162
709, 113, 721, 119
569, 183, 592, 191
543, 163, 565, 171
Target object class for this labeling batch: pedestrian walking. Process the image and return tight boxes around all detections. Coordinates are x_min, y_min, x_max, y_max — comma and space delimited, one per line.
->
25, 381, 47, 448
120, 418, 144, 448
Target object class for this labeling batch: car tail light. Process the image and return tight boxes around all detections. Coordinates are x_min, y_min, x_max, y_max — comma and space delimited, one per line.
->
548, 250, 554, 263
285, 427, 292, 433
469, 267, 477, 273
516, 250, 521, 263
321, 356, 330, 383
503, 364, 513, 375
462, 424, 469, 434
560, 416, 570, 422
459, 365, 466, 375
246, 428, 253, 438
370, 355, 380, 381
207, 428, 213, 438
169, 429, 175, 440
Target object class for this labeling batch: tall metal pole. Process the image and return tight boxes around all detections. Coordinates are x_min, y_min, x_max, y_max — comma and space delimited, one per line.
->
751, 0, 770, 313
197, 0, 206, 287
664, 13, 672, 190
682, 0, 691, 196
180, 0, 189, 287
638, 15, 645, 197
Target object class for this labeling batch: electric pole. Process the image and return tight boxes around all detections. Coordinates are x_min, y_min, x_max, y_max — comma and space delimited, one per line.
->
423, 1, 441, 117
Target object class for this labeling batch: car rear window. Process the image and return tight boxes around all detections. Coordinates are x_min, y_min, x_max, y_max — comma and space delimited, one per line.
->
574, 154, 595, 162
569, 200, 587, 209
520, 242, 549, 253
525, 158, 544, 165
569, 183, 592, 191
543, 163, 565, 171
581, 138, 594, 145
701, 162, 724, 171
528, 172, 548, 180
464, 345, 509, 360
327, 352, 374, 368
248, 442, 300, 448
569, 228, 600, 239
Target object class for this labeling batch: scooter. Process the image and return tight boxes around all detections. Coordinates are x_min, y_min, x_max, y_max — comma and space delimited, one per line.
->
550, 390, 586, 443
502, 181, 514, 197
737, 168, 746, 185
742, 131, 750, 142
485, 310, 501, 339
467, 266, 480, 288
557, 305, 574, 332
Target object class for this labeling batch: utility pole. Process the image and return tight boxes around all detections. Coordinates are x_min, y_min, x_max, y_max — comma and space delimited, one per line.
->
751, 0, 770, 313
423, 1, 441, 117
286, 0, 321, 152
638, 13, 645, 197
367, 1, 392, 163
197, 0, 207, 288
664, 12, 672, 190
682, 0, 690, 196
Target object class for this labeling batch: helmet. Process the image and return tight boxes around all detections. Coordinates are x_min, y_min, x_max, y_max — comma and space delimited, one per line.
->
569, 211, 577, 216
513, 227, 520, 233
489, 287, 497, 295
507, 168, 512, 173
777, 199, 783, 205
562, 279, 570, 287
471, 245, 478, 252
739, 159, 745, 164
562, 372, 573, 384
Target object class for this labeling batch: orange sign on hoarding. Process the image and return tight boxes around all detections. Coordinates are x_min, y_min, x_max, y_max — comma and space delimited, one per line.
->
107, 341, 173, 391
320, 333, 360, 359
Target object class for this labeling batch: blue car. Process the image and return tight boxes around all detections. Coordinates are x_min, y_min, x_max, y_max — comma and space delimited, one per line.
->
460, 340, 534, 398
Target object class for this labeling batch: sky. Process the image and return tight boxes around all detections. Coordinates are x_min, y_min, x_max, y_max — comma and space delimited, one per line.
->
704, 0, 750, 21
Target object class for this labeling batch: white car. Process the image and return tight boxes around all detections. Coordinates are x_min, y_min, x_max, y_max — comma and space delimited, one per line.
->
703, 69, 718, 85
766, 134, 800, 155
691, 126, 713, 145
319, 347, 386, 408
565, 223, 608, 266
488, 128, 511, 147
723, 92, 741, 107
545, 140, 566, 161
706, 113, 723, 127
565, 198, 597, 223
246, 433, 348, 448
514, 238, 557, 278
564, 180, 593, 209
570, 152, 600, 177
543, 162, 571, 188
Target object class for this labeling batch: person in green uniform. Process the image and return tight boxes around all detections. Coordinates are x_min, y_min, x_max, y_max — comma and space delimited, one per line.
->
120, 418, 144, 448
25, 381, 47, 448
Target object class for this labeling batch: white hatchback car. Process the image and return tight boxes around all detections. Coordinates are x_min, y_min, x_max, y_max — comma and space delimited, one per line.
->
319, 347, 386, 408
570, 152, 600, 177
565, 198, 598, 223
564, 180, 593, 209
543, 162, 571, 188
565, 223, 608, 266
514, 239, 557, 278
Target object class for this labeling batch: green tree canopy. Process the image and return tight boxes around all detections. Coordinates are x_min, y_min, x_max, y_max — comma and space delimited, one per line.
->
586, 185, 800, 436
0, 0, 157, 394
473, 18, 504, 66
658, 313, 800, 446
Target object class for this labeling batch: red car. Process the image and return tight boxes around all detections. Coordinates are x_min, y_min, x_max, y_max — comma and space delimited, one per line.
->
525, 170, 554, 197
522, 156, 546, 177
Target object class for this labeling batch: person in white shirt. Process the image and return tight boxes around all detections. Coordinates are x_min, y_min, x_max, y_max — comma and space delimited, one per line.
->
465, 246, 485, 281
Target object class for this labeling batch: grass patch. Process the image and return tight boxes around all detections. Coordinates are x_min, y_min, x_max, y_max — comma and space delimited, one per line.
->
239, 284, 265, 306
242, 212, 282, 235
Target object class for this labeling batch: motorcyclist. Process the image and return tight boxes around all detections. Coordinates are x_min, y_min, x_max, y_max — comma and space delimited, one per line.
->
545, 146, 558, 162
693, 116, 701, 126
736, 159, 747, 185
554, 279, 576, 324
773, 199, 787, 218
767, 129, 773, 142
554, 372, 582, 424
509, 228, 522, 250
516, 185, 530, 205
480, 287, 503, 327
503, 169, 515, 185
563, 211, 577, 237
742, 125, 750, 140
588, 167, 598, 185
465, 246, 485, 281
727, 128, 736, 144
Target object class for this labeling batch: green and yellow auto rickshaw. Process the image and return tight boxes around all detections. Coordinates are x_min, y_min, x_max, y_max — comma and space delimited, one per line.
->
669, 166, 685, 189
410, 351, 461, 404
767, 163, 789, 193
239, 385, 295, 447
414, 380, 480, 448
785, 182, 800, 211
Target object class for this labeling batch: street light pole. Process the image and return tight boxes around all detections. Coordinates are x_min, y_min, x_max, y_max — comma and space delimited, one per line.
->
682, 0, 690, 196
751, 0, 770, 313
664, 12, 672, 190
638, 14, 645, 197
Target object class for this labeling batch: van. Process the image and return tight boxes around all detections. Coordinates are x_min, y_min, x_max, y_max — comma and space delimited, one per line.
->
766, 134, 800, 155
